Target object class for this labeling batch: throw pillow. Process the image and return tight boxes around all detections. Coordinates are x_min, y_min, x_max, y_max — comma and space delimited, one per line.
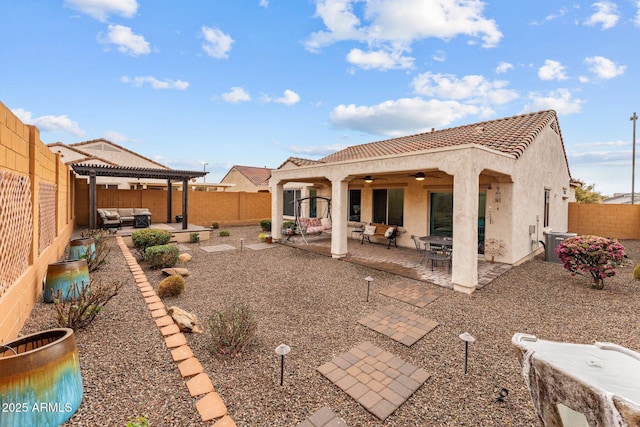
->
364, 225, 376, 235
384, 227, 395, 237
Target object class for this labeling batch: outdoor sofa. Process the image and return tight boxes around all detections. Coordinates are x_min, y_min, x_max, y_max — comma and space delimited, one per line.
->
97, 208, 151, 228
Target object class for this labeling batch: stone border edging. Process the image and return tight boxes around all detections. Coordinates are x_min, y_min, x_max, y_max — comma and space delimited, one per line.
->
116, 237, 236, 426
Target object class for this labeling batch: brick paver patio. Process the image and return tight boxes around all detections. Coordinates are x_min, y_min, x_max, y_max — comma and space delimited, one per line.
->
379, 282, 440, 307
296, 407, 348, 427
317, 342, 430, 421
357, 305, 439, 346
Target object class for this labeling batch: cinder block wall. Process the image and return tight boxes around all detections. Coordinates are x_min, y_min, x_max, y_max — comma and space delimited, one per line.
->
568, 202, 640, 239
74, 182, 272, 227
0, 101, 75, 343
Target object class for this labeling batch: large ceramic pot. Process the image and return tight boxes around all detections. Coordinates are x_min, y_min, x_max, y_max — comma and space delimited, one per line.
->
68, 237, 96, 262
0, 328, 83, 427
43, 259, 90, 303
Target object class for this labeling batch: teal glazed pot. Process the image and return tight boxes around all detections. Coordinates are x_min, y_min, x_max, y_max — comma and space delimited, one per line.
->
43, 259, 90, 303
68, 237, 96, 262
0, 328, 83, 427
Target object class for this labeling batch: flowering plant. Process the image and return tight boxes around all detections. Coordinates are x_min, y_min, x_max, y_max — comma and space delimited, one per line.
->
484, 238, 506, 261
556, 235, 625, 289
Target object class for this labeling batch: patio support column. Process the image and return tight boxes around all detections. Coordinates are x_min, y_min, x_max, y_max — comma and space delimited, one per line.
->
330, 176, 349, 258
167, 179, 172, 223
451, 159, 480, 294
272, 181, 284, 241
89, 170, 97, 229
181, 179, 188, 229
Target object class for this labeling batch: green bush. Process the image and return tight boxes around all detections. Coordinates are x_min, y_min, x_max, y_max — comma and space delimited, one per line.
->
211, 221, 220, 229
54, 280, 123, 330
189, 232, 200, 243
158, 274, 185, 298
132, 228, 172, 255
634, 264, 640, 280
260, 219, 272, 232
219, 230, 230, 237
144, 244, 179, 269
208, 304, 257, 358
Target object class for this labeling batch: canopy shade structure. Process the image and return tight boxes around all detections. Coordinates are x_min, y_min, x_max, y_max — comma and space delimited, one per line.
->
71, 164, 208, 229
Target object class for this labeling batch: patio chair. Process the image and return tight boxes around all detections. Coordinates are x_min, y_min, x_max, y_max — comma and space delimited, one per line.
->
426, 244, 452, 273
411, 235, 425, 254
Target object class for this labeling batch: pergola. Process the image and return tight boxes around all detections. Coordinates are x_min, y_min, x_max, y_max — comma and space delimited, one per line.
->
71, 164, 208, 230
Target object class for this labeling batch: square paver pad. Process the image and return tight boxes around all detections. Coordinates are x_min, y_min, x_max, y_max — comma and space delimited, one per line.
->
317, 342, 430, 421
296, 407, 347, 427
200, 244, 236, 253
379, 283, 439, 307
358, 305, 438, 347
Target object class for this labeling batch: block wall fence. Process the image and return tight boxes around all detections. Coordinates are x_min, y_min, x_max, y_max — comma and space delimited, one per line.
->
568, 202, 640, 240
74, 181, 272, 227
0, 102, 76, 343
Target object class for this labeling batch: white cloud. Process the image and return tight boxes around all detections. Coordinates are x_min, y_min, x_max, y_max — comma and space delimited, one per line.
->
259, 0, 269, 7
305, 0, 502, 70
495, 61, 513, 74
221, 87, 251, 103
12, 108, 85, 136
432, 50, 446, 62
329, 97, 480, 136
201, 26, 234, 59
538, 59, 568, 81
635, 1, 640, 26
346, 48, 414, 70
274, 90, 301, 106
523, 88, 584, 115
584, 56, 625, 79
100, 24, 150, 56
103, 130, 137, 144
64, 0, 138, 22
531, 7, 568, 25
120, 76, 189, 89
584, 1, 620, 30
412, 72, 518, 105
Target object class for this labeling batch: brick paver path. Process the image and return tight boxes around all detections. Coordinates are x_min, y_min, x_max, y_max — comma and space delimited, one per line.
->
358, 305, 439, 346
379, 283, 439, 307
317, 342, 430, 421
296, 407, 347, 427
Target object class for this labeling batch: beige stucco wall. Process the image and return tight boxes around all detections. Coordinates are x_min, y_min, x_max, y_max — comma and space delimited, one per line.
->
221, 168, 262, 192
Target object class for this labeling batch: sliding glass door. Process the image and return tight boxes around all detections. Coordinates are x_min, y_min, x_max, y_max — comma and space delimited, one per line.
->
429, 191, 486, 253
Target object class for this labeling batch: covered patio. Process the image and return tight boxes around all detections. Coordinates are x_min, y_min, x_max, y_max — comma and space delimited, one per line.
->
281, 234, 512, 290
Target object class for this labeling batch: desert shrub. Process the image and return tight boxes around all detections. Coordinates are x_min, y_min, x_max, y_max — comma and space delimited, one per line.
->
132, 229, 172, 256
80, 229, 111, 272
556, 235, 625, 289
125, 416, 149, 427
53, 280, 123, 330
634, 264, 640, 280
158, 274, 185, 298
211, 221, 220, 229
208, 304, 257, 358
144, 244, 179, 269
189, 232, 200, 243
260, 219, 271, 232
219, 230, 230, 237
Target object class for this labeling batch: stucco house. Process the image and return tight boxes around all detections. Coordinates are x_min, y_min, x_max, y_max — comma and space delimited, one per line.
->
220, 165, 272, 192
270, 110, 577, 294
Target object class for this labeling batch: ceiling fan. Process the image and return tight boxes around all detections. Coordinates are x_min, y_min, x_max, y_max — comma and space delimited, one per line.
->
409, 171, 442, 181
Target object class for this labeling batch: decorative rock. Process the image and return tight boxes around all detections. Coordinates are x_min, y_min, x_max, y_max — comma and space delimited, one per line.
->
161, 267, 190, 277
168, 306, 204, 334
178, 253, 192, 263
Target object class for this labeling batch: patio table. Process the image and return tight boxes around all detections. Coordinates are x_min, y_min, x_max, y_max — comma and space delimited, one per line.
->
419, 236, 453, 272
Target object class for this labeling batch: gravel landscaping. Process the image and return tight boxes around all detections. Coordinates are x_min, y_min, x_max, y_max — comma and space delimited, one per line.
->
21, 226, 640, 426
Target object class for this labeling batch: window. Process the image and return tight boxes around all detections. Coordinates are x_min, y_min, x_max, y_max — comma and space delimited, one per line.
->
372, 188, 404, 226
283, 189, 301, 216
543, 188, 551, 227
349, 189, 361, 221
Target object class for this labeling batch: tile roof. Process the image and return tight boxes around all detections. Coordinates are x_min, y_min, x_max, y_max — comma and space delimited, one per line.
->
69, 138, 170, 169
230, 165, 272, 187
276, 157, 325, 169
318, 110, 564, 164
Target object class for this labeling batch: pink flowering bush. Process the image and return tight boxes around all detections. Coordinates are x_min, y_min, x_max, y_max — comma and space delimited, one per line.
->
556, 235, 625, 289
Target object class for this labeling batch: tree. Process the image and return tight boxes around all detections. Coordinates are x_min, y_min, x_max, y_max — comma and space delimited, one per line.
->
574, 181, 603, 203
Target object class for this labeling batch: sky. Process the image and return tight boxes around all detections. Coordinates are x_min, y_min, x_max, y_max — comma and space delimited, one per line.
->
1, 0, 639, 196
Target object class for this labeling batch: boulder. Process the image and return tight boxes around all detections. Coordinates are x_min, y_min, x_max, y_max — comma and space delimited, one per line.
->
168, 306, 204, 334
161, 267, 190, 277
178, 253, 192, 263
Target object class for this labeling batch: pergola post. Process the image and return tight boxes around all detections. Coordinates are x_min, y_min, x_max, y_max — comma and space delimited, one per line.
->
167, 178, 172, 223
89, 170, 97, 229
182, 179, 188, 229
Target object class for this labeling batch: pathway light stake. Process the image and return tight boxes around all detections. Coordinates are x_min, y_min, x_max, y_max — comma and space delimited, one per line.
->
364, 276, 374, 302
459, 332, 475, 375
497, 388, 509, 402
240, 238, 244, 252
275, 343, 291, 386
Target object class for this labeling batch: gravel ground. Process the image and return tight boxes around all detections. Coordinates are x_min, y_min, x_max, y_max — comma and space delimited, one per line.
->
21, 226, 640, 427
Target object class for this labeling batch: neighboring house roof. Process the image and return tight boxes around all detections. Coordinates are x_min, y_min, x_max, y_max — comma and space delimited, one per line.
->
67, 138, 169, 169
318, 110, 565, 165
222, 165, 272, 187
276, 157, 326, 169
603, 193, 640, 204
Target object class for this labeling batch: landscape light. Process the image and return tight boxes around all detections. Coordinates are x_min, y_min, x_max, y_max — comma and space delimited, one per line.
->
364, 276, 374, 302
459, 332, 476, 375
275, 343, 291, 386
